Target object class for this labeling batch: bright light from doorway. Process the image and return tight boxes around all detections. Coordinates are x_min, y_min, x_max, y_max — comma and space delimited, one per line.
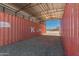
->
46, 19, 61, 30
45, 19, 61, 36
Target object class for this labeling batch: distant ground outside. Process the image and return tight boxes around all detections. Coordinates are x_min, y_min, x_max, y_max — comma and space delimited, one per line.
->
45, 19, 61, 36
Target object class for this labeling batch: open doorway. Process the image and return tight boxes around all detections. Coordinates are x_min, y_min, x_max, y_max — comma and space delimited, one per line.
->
45, 19, 61, 36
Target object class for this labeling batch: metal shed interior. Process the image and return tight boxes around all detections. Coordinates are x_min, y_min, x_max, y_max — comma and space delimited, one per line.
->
3, 3, 66, 20
0, 3, 79, 56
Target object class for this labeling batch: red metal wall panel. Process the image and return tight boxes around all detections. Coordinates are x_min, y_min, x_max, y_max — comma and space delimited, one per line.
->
40, 23, 46, 33
4, 13, 9, 45
17, 17, 21, 41
15, 16, 18, 41
62, 4, 79, 55
12, 15, 16, 43
0, 12, 46, 46
15, 16, 17, 42
0, 13, 4, 46
20, 17, 22, 40
24, 19, 26, 39
34, 22, 41, 36
9, 14, 12, 44
21, 18, 23, 41
0, 12, 10, 46
22, 19, 24, 40
25, 19, 30, 39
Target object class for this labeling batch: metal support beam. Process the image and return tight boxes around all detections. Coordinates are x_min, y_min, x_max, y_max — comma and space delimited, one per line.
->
3, 7, 5, 12
24, 4, 39, 9
39, 9, 64, 17
15, 3, 31, 13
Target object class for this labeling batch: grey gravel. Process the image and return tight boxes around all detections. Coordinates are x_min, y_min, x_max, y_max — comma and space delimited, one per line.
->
0, 35, 64, 56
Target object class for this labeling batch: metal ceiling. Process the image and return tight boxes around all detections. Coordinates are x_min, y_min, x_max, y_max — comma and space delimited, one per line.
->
7, 3, 66, 20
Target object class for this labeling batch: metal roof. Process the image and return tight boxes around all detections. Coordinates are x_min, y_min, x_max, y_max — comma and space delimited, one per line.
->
6, 3, 66, 20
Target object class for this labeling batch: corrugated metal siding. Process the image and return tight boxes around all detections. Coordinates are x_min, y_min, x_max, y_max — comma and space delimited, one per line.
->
61, 4, 79, 55
40, 23, 46, 33
0, 12, 46, 46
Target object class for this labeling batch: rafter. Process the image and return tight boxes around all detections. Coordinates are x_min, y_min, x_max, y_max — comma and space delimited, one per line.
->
15, 3, 31, 13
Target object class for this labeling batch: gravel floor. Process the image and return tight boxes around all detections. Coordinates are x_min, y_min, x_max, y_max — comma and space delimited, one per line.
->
0, 35, 64, 56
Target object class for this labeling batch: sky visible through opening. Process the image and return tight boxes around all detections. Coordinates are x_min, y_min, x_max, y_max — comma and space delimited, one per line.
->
46, 19, 61, 30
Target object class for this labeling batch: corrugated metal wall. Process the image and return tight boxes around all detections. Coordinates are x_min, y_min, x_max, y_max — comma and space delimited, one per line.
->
40, 22, 46, 33
0, 6, 46, 46
61, 4, 79, 55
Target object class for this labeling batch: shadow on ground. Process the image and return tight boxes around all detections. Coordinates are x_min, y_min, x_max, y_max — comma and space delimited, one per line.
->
0, 35, 64, 56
